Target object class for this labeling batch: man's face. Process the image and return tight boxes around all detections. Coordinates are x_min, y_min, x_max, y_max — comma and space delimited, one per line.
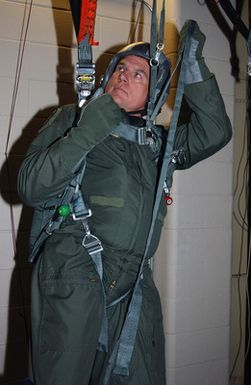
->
105, 55, 150, 113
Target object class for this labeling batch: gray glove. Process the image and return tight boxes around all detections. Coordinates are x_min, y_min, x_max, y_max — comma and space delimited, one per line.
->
179, 20, 211, 84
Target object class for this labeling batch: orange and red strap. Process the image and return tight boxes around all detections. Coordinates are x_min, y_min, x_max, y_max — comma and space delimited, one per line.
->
78, 0, 99, 45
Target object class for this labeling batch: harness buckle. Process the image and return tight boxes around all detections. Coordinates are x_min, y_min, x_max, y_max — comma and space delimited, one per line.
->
82, 233, 103, 255
150, 42, 164, 67
71, 190, 92, 221
45, 220, 54, 236
137, 127, 147, 145
72, 208, 92, 221
76, 64, 95, 106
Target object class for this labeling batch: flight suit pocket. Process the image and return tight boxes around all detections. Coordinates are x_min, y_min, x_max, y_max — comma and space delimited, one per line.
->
38, 231, 103, 353
39, 274, 102, 353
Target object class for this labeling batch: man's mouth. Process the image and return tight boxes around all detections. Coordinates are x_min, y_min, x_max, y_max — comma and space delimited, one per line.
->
113, 87, 128, 96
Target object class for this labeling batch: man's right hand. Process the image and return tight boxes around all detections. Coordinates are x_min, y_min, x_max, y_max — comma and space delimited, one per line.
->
78, 93, 125, 132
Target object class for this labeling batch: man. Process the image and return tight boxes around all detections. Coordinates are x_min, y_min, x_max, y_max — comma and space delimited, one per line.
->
18, 22, 232, 385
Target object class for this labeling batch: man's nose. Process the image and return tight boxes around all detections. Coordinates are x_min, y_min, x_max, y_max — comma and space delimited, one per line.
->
118, 70, 128, 82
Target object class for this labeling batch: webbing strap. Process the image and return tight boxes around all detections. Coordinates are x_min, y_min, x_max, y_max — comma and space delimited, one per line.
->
150, 0, 157, 58
112, 122, 162, 154
71, 188, 109, 352
101, 284, 143, 385
68, 162, 109, 352
147, 0, 165, 129
159, 0, 165, 45
70, 0, 98, 106
77, 0, 98, 45
72, 188, 109, 352
163, 21, 195, 188
87, 249, 108, 352
150, 56, 181, 122
103, 20, 195, 381
147, 0, 158, 125
112, 122, 148, 145
112, 283, 143, 376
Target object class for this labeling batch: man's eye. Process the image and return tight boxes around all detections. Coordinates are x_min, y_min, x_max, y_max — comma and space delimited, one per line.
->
117, 65, 125, 72
135, 72, 143, 80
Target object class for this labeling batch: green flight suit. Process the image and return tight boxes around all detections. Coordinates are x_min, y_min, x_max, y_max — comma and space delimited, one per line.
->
18, 76, 232, 385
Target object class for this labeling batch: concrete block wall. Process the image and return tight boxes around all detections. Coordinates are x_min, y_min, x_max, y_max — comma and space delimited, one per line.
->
0, 1, 233, 385
154, 1, 234, 385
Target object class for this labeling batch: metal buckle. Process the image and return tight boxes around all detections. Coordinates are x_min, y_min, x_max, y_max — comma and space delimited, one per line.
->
137, 127, 147, 145
76, 64, 95, 106
82, 234, 103, 255
45, 220, 54, 235
72, 208, 92, 221
71, 190, 92, 221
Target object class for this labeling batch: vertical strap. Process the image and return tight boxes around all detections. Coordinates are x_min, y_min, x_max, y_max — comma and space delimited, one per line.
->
147, 0, 165, 129
164, 20, 195, 180
150, 0, 157, 57
101, 284, 143, 385
147, 0, 158, 124
112, 283, 143, 376
88, 250, 108, 352
159, 0, 165, 45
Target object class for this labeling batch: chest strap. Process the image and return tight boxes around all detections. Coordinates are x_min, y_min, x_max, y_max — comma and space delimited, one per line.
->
112, 122, 148, 144
112, 121, 161, 153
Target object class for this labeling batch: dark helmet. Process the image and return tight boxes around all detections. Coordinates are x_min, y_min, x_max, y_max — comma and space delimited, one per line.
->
101, 42, 171, 117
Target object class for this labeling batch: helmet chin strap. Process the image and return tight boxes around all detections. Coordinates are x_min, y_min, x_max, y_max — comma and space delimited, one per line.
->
126, 107, 148, 117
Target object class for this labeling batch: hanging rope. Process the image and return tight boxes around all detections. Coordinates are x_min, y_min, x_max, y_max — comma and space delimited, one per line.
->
127, 0, 153, 44
4, 0, 34, 346
5, 0, 33, 157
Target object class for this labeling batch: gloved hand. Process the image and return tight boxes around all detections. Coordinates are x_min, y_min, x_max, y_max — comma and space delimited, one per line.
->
60, 92, 126, 173
77, 91, 125, 132
178, 20, 211, 84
